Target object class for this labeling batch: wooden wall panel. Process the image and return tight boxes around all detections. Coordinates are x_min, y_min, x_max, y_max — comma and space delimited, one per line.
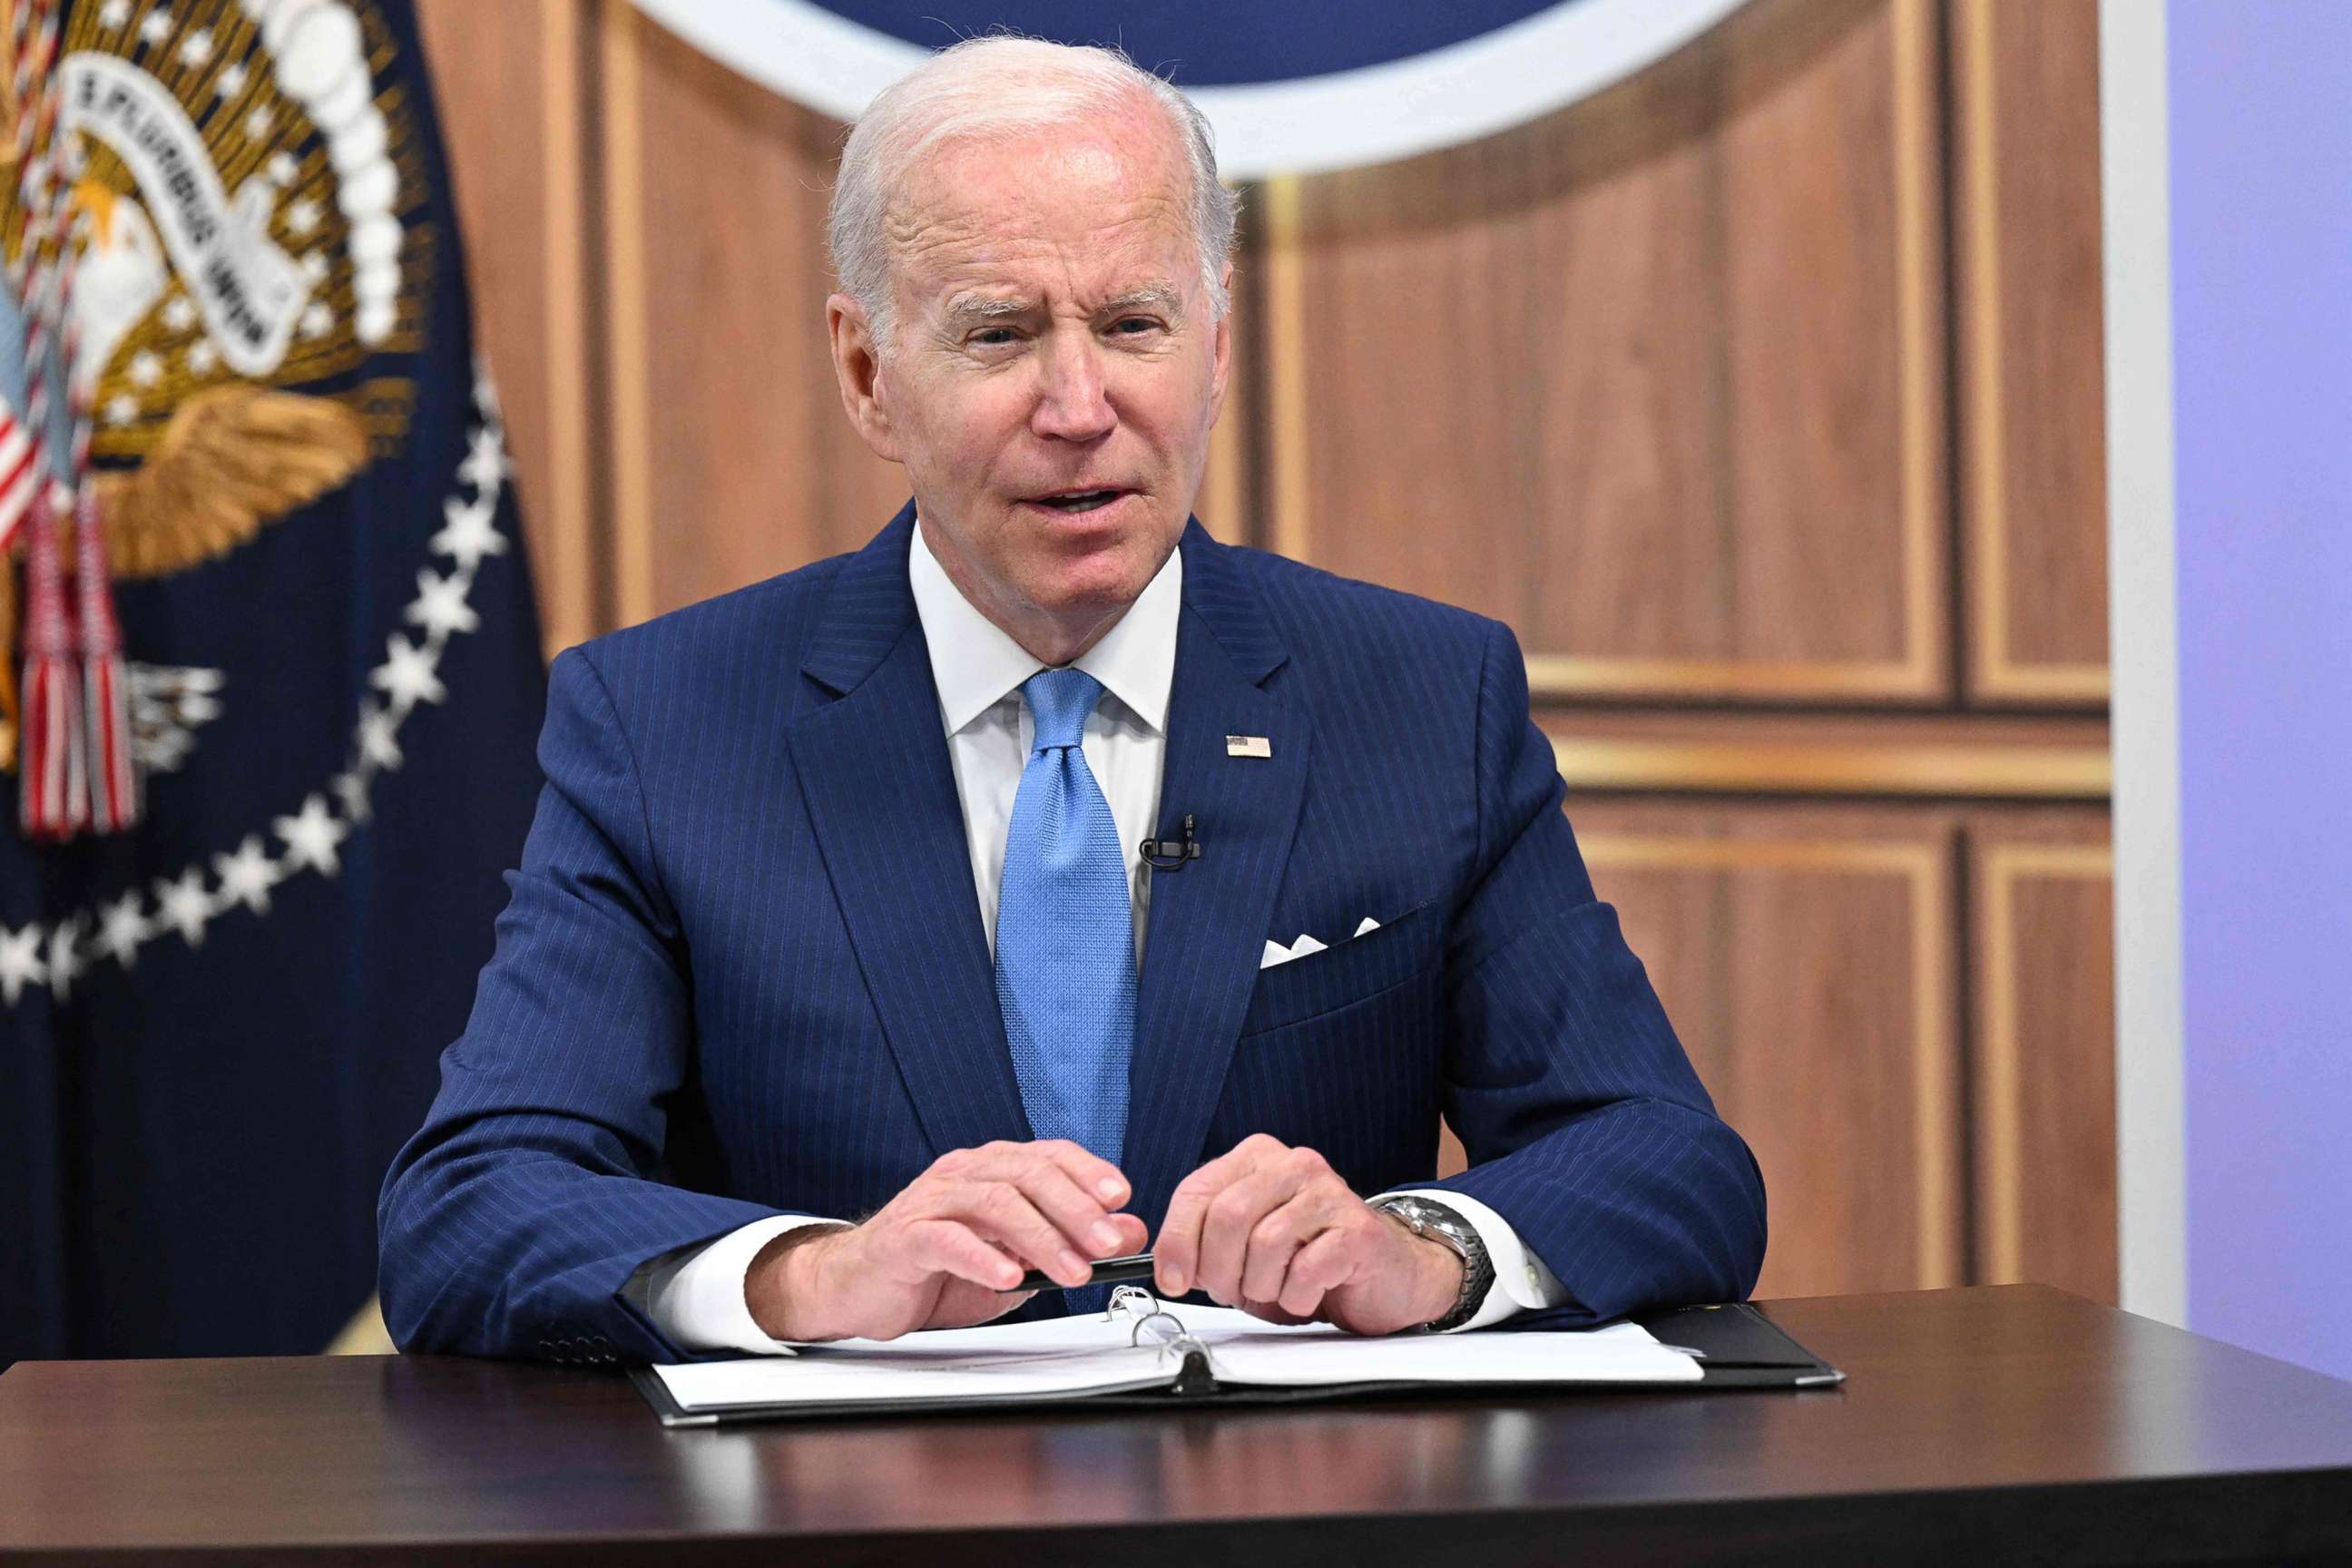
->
416, 0, 595, 655
1570, 804, 1964, 1297
1967, 816, 2115, 1302
1714, 0, 1942, 692
1955, 0, 2108, 703
1263, 0, 1947, 701
606, 2, 905, 622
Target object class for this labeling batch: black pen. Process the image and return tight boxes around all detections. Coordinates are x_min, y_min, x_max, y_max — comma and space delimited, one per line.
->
1000, 1252, 1160, 1292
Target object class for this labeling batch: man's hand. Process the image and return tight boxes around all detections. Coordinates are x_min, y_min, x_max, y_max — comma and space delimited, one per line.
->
745, 1140, 1148, 1342
1152, 1134, 1464, 1336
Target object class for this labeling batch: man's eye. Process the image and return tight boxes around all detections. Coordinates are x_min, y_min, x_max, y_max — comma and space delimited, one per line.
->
1109, 318, 1162, 336
970, 328, 1020, 347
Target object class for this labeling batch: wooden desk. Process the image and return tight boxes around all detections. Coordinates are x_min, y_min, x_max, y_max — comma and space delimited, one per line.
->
3, 1286, 2348, 1565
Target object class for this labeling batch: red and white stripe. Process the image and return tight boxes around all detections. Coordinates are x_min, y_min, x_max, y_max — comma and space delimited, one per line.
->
0, 409, 38, 547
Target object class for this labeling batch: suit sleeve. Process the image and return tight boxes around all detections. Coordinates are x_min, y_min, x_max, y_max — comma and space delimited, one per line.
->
1423, 621, 1768, 1325
377, 646, 791, 1363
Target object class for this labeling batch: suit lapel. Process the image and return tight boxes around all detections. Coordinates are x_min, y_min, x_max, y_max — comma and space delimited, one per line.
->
788, 514, 1310, 1200
1122, 527, 1312, 1229
789, 510, 1033, 1160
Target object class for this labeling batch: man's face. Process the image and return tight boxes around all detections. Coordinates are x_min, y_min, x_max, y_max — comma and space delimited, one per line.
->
833, 109, 1230, 657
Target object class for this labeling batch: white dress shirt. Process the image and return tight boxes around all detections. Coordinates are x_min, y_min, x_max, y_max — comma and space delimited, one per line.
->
638, 524, 1566, 1353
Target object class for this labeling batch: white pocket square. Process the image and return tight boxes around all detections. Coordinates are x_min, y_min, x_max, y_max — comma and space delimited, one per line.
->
1258, 916, 1382, 970
1259, 933, 1328, 970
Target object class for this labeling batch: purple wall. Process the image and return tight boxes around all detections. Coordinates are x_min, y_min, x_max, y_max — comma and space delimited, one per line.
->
2170, 0, 2352, 1381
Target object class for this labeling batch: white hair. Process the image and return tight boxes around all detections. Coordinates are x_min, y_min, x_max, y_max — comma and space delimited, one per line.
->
828, 36, 1240, 354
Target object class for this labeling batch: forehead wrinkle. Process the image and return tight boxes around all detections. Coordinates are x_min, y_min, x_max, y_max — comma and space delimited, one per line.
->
887, 140, 1194, 275
887, 139, 1202, 341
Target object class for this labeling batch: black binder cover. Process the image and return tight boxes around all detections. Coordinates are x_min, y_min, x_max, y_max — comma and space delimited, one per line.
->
1630, 1301, 1847, 1389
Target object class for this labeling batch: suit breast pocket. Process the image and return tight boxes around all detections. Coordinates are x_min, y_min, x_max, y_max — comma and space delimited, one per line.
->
1238, 901, 1441, 1037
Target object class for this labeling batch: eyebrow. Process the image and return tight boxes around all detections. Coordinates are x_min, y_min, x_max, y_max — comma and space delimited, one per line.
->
1098, 284, 1185, 320
942, 293, 1032, 327
938, 284, 1186, 329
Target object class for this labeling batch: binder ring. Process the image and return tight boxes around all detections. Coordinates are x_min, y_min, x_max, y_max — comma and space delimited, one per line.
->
1106, 1285, 1192, 1349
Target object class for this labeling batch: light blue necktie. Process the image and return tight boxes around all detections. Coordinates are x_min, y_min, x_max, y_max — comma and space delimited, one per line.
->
995, 669, 1135, 1315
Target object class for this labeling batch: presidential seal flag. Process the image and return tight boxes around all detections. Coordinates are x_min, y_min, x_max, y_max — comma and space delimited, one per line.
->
0, 0, 544, 1365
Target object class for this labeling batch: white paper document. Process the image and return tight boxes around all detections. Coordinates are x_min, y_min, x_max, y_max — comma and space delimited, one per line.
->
649, 1304, 1700, 1418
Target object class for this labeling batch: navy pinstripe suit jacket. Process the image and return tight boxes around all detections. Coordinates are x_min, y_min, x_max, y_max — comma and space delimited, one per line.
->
377, 508, 1767, 1362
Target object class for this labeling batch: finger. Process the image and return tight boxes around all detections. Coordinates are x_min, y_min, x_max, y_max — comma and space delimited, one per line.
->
1041, 1140, 1135, 1210
1240, 1189, 1340, 1306
936, 1181, 1094, 1287
1007, 1161, 1132, 1259
1278, 1229, 1357, 1319
1196, 1163, 1318, 1305
905, 1219, 1027, 1292
966, 1139, 1133, 1211
1154, 1159, 1245, 1296
949, 1143, 1135, 1259
1240, 1298, 1317, 1327
1105, 1212, 1150, 1253
1155, 1136, 1291, 1295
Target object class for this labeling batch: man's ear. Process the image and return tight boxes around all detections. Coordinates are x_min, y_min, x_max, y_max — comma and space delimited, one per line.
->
827, 293, 902, 462
1208, 260, 1235, 422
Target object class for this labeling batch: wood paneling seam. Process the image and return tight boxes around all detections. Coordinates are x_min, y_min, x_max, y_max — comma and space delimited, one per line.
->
539, 0, 592, 656
1262, 174, 1311, 564
1960, 0, 2109, 703
1550, 735, 2111, 798
1915, 829, 1959, 1288
600, 0, 653, 629
1978, 841, 2114, 1281
1891, 0, 1943, 701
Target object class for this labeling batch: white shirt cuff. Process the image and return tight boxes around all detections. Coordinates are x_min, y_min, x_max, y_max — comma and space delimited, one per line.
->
634, 1215, 848, 1357
1377, 1189, 1568, 1331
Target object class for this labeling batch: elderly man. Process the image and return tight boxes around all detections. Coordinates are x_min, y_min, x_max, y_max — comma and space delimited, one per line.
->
377, 38, 1765, 1362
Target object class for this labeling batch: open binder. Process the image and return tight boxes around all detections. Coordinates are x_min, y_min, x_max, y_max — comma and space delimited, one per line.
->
631, 1288, 1841, 1426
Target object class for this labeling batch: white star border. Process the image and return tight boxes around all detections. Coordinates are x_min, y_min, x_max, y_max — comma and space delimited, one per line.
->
1, 365, 514, 1007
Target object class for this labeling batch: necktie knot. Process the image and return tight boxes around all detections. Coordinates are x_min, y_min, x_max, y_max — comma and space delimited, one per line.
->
1021, 667, 1102, 752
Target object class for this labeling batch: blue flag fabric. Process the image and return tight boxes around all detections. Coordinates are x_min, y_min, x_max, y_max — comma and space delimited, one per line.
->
804, 1, 1563, 86
0, 0, 544, 1365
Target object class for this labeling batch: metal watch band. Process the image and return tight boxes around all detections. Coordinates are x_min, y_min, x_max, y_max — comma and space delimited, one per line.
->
1371, 1195, 1495, 1333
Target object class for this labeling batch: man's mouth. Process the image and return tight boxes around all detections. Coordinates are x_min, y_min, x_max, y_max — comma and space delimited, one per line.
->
1029, 488, 1128, 514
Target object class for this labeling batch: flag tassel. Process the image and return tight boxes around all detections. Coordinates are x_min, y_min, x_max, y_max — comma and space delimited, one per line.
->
73, 487, 137, 830
18, 486, 86, 839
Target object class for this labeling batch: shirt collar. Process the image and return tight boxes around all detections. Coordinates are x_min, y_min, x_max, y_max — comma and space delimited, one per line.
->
907, 516, 1181, 737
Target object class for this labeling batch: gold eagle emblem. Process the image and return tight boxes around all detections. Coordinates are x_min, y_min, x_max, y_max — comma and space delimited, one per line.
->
1, 0, 424, 767
86, 385, 367, 580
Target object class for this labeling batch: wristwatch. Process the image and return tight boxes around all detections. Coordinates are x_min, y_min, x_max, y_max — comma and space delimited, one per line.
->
1369, 1195, 1495, 1333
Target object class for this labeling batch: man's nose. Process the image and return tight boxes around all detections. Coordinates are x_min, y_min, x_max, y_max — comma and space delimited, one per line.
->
1031, 336, 1116, 442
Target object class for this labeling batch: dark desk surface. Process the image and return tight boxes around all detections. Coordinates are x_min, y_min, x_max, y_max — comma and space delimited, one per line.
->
3, 1286, 2349, 1566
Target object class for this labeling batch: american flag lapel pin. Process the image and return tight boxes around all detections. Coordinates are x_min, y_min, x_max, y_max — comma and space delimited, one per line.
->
1225, 734, 1272, 759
